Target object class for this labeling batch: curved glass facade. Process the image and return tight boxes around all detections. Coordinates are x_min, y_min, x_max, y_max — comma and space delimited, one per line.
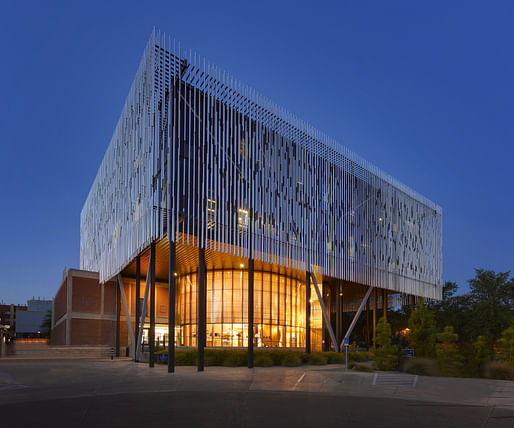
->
176, 270, 308, 348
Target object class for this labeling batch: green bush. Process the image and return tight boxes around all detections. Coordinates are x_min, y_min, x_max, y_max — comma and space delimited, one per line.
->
223, 351, 246, 367
496, 322, 514, 364
401, 358, 439, 376
463, 336, 492, 377
254, 353, 274, 367
204, 349, 225, 366
486, 362, 514, 380
408, 299, 437, 358
348, 351, 372, 362
373, 318, 400, 371
281, 352, 303, 366
436, 326, 464, 377
156, 348, 367, 368
325, 351, 345, 364
253, 350, 282, 365
306, 352, 328, 365
175, 349, 197, 366
269, 350, 288, 365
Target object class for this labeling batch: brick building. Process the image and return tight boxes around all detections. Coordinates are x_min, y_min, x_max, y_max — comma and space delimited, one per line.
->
0, 303, 27, 331
51, 269, 118, 346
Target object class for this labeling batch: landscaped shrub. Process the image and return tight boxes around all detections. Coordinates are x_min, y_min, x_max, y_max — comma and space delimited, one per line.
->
222, 350, 247, 367
306, 352, 328, 365
254, 353, 274, 367
348, 351, 372, 362
175, 349, 197, 366
204, 349, 225, 366
463, 336, 492, 377
271, 350, 289, 365
324, 351, 345, 364
486, 362, 514, 380
401, 358, 439, 376
373, 318, 400, 371
436, 326, 464, 377
281, 352, 303, 367
156, 348, 369, 367
496, 321, 514, 364
408, 299, 437, 358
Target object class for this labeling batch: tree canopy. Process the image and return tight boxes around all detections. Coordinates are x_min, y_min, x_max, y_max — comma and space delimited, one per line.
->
427, 270, 514, 344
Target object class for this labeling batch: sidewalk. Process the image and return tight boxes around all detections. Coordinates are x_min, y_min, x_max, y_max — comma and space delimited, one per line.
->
0, 359, 513, 410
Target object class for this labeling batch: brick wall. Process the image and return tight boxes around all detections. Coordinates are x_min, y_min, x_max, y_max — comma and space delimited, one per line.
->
72, 277, 102, 313
103, 281, 116, 315
71, 318, 115, 346
54, 279, 67, 321
51, 270, 118, 347
51, 321, 66, 345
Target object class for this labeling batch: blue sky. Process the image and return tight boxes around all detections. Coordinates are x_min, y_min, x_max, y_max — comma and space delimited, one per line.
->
1, 1, 513, 304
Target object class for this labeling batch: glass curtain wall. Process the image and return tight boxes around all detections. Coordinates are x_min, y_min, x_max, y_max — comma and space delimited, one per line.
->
310, 283, 323, 351
176, 269, 307, 348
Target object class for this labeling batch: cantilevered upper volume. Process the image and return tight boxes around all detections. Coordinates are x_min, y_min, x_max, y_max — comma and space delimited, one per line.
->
80, 31, 442, 299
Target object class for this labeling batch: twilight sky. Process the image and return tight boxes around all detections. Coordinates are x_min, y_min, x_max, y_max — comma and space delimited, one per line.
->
1, 1, 513, 304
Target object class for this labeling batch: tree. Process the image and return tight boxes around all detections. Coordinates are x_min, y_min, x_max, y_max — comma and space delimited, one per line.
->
468, 269, 514, 341
428, 272, 514, 345
373, 317, 399, 370
497, 321, 514, 364
408, 299, 437, 358
436, 326, 463, 376
427, 281, 474, 343
471, 335, 492, 376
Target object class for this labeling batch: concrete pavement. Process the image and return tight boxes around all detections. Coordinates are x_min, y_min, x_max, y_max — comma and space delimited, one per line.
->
1, 359, 513, 427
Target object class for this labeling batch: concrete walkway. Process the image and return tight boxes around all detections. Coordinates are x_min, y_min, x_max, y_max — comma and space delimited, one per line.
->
1, 359, 513, 408
1, 359, 513, 427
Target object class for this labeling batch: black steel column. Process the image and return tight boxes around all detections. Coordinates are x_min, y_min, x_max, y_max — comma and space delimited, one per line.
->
366, 294, 370, 347
305, 271, 311, 353
115, 283, 120, 357
168, 241, 176, 373
248, 258, 254, 368
197, 247, 206, 371
336, 280, 342, 346
373, 288, 377, 348
322, 289, 327, 351
134, 255, 140, 360
149, 242, 156, 368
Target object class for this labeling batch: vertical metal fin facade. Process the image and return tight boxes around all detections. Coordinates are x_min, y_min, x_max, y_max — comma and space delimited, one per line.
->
81, 32, 443, 299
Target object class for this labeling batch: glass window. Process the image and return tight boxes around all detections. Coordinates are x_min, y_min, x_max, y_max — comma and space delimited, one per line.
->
279, 276, 286, 325
272, 275, 279, 325
174, 269, 307, 349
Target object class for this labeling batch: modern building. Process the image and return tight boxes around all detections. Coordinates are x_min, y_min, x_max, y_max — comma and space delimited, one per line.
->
77, 32, 442, 369
15, 298, 52, 338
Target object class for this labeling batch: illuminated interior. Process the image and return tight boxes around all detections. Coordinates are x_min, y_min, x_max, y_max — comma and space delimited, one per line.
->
170, 269, 322, 350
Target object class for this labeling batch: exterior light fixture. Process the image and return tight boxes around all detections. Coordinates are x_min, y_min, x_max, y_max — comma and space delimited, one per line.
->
239, 263, 244, 268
